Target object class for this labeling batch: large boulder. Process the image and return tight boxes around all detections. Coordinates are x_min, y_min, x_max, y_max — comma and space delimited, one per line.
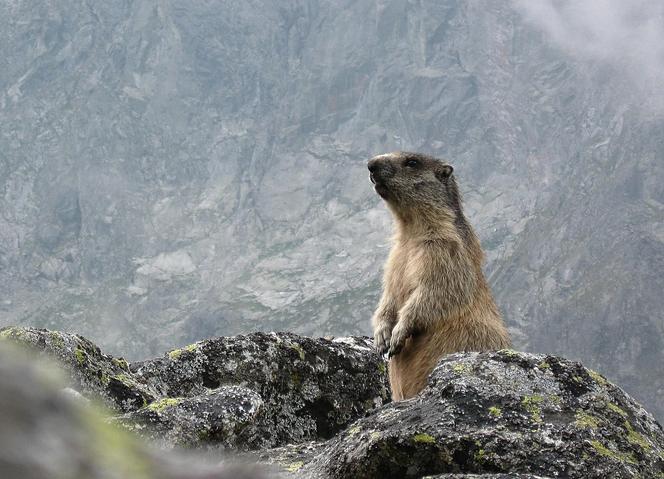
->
422, 475, 549, 479
128, 333, 390, 448
304, 350, 664, 478
1, 327, 391, 450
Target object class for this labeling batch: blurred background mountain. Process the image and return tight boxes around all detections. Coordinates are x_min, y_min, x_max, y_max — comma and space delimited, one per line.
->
1, 1, 662, 420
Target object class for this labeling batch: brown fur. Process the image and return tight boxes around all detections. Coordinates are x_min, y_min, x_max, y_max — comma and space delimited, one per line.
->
368, 152, 511, 400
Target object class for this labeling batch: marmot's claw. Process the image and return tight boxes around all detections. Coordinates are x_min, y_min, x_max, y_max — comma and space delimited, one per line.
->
388, 323, 409, 357
387, 342, 403, 358
374, 326, 391, 355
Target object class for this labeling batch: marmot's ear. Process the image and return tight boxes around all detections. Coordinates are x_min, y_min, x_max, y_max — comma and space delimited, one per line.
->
436, 164, 454, 181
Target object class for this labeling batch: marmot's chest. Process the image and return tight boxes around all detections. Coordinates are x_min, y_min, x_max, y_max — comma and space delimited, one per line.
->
389, 243, 430, 306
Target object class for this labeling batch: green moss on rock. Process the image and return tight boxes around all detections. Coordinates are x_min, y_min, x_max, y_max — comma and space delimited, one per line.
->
412, 433, 436, 444
521, 395, 544, 423
589, 440, 637, 465
575, 411, 601, 429
0, 327, 25, 341
285, 461, 304, 472
49, 331, 66, 349
112, 358, 130, 371
488, 406, 502, 418
289, 342, 306, 361
452, 363, 470, 374
75, 348, 87, 365
167, 343, 198, 360
624, 421, 651, 450
588, 369, 609, 386
474, 448, 486, 461
607, 402, 628, 417
146, 397, 183, 413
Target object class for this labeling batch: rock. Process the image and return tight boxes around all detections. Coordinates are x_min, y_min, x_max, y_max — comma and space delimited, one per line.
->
0, 326, 156, 412
423, 475, 550, 479
0, 341, 266, 479
250, 441, 327, 476
5, 326, 663, 478
304, 350, 664, 479
129, 333, 390, 448
2, 327, 390, 450
115, 386, 264, 448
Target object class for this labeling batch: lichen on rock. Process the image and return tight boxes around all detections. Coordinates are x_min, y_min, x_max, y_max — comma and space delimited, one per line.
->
129, 332, 391, 449
116, 386, 264, 449
3, 326, 663, 478
303, 350, 664, 478
0, 326, 156, 412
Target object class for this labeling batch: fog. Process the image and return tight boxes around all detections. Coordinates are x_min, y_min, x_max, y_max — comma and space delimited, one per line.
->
514, 0, 664, 111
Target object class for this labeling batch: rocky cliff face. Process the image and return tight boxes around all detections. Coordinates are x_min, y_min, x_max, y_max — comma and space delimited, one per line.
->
1, 1, 662, 422
2, 327, 663, 478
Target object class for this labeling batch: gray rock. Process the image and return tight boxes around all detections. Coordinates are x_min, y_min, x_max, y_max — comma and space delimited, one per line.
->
304, 350, 664, 478
129, 333, 391, 448
423, 475, 550, 479
2, 326, 390, 449
116, 386, 264, 448
249, 441, 328, 476
0, 341, 266, 479
0, 326, 156, 412
5, 326, 664, 478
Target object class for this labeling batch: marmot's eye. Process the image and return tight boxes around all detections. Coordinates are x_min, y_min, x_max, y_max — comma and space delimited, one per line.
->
405, 159, 419, 168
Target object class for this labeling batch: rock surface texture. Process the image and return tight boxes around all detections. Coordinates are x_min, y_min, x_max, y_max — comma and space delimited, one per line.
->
304, 351, 664, 478
2, 327, 663, 478
1, 326, 390, 452
0, 325, 157, 412
124, 332, 391, 449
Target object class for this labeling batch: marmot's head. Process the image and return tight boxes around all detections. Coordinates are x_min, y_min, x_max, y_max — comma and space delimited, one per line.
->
367, 152, 461, 217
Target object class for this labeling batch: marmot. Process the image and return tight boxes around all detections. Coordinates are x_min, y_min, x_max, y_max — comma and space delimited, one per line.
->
368, 151, 511, 400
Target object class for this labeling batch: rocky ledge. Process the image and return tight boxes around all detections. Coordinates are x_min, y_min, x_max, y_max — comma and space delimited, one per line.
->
1, 326, 663, 478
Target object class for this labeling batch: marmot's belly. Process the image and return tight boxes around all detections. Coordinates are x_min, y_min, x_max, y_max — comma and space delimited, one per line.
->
388, 313, 509, 400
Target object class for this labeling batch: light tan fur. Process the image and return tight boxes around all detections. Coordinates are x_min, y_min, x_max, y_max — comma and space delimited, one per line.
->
368, 152, 511, 400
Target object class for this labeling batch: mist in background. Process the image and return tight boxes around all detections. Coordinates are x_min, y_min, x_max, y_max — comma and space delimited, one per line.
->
0, 1, 663, 420
515, 0, 664, 111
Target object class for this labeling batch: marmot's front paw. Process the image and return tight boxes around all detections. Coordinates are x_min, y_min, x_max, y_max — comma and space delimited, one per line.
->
388, 322, 411, 358
373, 324, 392, 355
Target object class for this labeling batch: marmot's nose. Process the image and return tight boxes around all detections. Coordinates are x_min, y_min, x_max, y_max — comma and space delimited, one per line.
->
367, 158, 381, 174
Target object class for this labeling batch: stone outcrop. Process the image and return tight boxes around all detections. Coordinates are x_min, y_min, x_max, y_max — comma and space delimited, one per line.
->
2, 326, 663, 478
122, 332, 390, 449
0, 327, 391, 451
304, 350, 664, 478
